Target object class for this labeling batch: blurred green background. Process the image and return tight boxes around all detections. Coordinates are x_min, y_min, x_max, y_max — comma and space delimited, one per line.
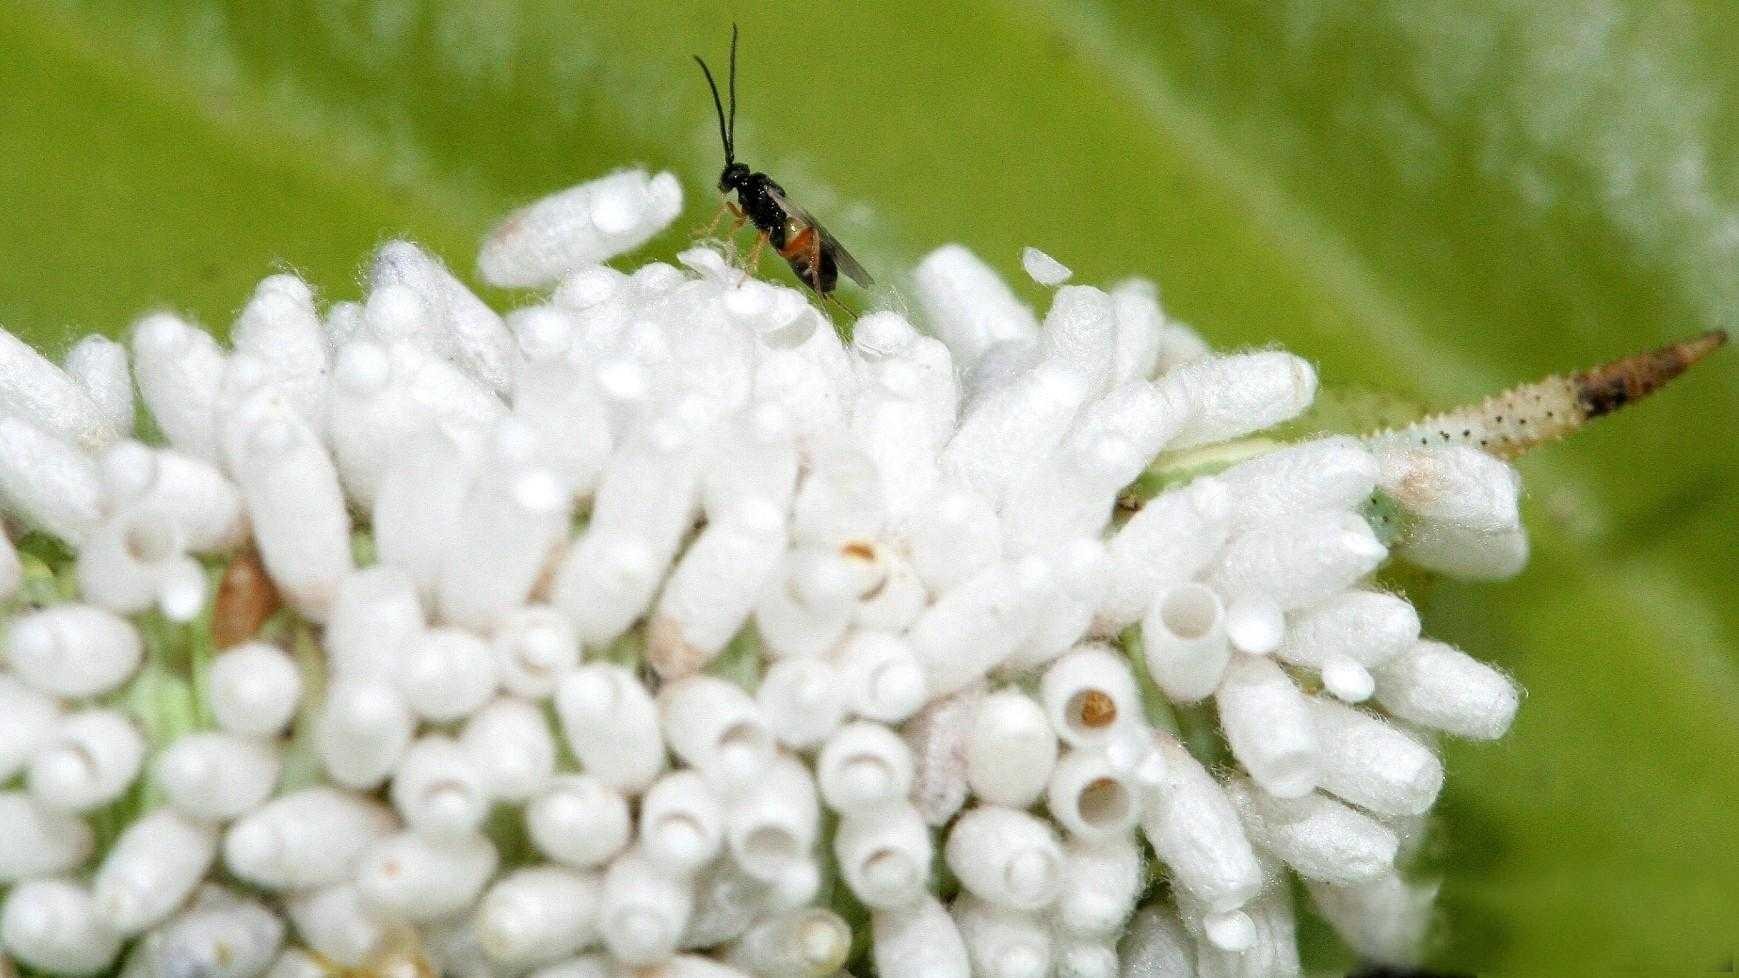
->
1, 0, 1735, 971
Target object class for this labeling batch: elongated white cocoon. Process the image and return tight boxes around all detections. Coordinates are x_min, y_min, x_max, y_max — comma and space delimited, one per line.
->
0, 792, 92, 882
854, 545, 928, 631
945, 806, 1065, 911
491, 605, 579, 699
481, 169, 683, 288
131, 312, 226, 462
911, 555, 1054, 696
963, 338, 1039, 409
64, 335, 133, 437
0, 526, 19, 603
226, 400, 352, 620
1276, 589, 1419, 672
475, 866, 602, 968
1305, 870, 1437, 965
1216, 437, 1380, 527
397, 627, 499, 722
373, 426, 476, 602
964, 690, 1058, 809
283, 883, 389, 967
1047, 749, 1142, 841
1191, 884, 1301, 978
1002, 540, 1106, 673
1040, 285, 1117, 396
1209, 510, 1387, 611
208, 641, 300, 736
553, 664, 667, 793
660, 675, 775, 790
1, 878, 123, 976
700, 403, 800, 519
93, 809, 217, 934
833, 802, 932, 909
1306, 697, 1443, 816
791, 442, 886, 545
1141, 582, 1231, 703
155, 732, 281, 821
816, 722, 914, 814
753, 551, 855, 660
231, 275, 329, 424
325, 340, 434, 510
324, 298, 365, 351
551, 527, 663, 648
872, 894, 971, 978
105, 443, 245, 552
1064, 379, 1186, 476
1108, 279, 1164, 386
223, 788, 396, 890
353, 831, 497, 921
851, 365, 944, 520
6, 603, 141, 698
1139, 737, 1262, 913
74, 507, 197, 616
757, 657, 848, 749
833, 629, 927, 723
1377, 444, 1520, 532
652, 501, 787, 676
324, 565, 423, 683
29, 709, 144, 812
513, 350, 613, 497
726, 754, 821, 881
460, 697, 556, 802
1398, 519, 1529, 580
0, 677, 58, 782
914, 244, 1039, 371
599, 848, 693, 966
133, 886, 285, 978
1000, 437, 1140, 554
723, 906, 851, 978
636, 769, 724, 875
1215, 654, 1318, 798
1228, 780, 1396, 886
1118, 904, 1196, 978
315, 680, 415, 789
527, 775, 631, 869
954, 894, 1054, 978
391, 735, 490, 839
1161, 352, 1316, 450
1041, 645, 1140, 748
437, 425, 572, 630
1373, 639, 1520, 740
1099, 477, 1232, 630
1054, 833, 1144, 939
0, 413, 104, 543
902, 485, 1001, 593
0, 325, 116, 450
373, 241, 515, 392
943, 364, 1088, 507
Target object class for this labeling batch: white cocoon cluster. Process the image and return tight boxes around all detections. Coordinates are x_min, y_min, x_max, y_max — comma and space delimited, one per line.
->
1139, 737, 1262, 913
964, 690, 1058, 809
554, 664, 667, 793
0, 325, 117, 451
480, 169, 683, 288
1227, 781, 1397, 886
914, 245, 1039, 371
391, 735, 491, 839
460, 697, 556, 802
1214, 655, 1318, 799
873, 895, 971, 978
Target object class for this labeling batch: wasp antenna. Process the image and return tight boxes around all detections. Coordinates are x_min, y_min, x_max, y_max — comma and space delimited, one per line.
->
694, 53, 732, 163
727, 23, 740, 154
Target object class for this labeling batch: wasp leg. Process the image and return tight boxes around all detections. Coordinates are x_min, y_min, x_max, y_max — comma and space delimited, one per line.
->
738, 231, 768, 287
694, 199, 749, 240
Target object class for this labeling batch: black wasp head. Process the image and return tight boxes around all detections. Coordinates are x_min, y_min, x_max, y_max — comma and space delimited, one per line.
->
718, 161, 751, 194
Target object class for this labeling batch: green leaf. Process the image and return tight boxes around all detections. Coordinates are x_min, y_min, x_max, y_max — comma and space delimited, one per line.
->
2, 0, 1735, 970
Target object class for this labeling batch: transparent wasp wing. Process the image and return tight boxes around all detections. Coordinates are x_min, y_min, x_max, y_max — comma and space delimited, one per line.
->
763, 185, 874, 288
